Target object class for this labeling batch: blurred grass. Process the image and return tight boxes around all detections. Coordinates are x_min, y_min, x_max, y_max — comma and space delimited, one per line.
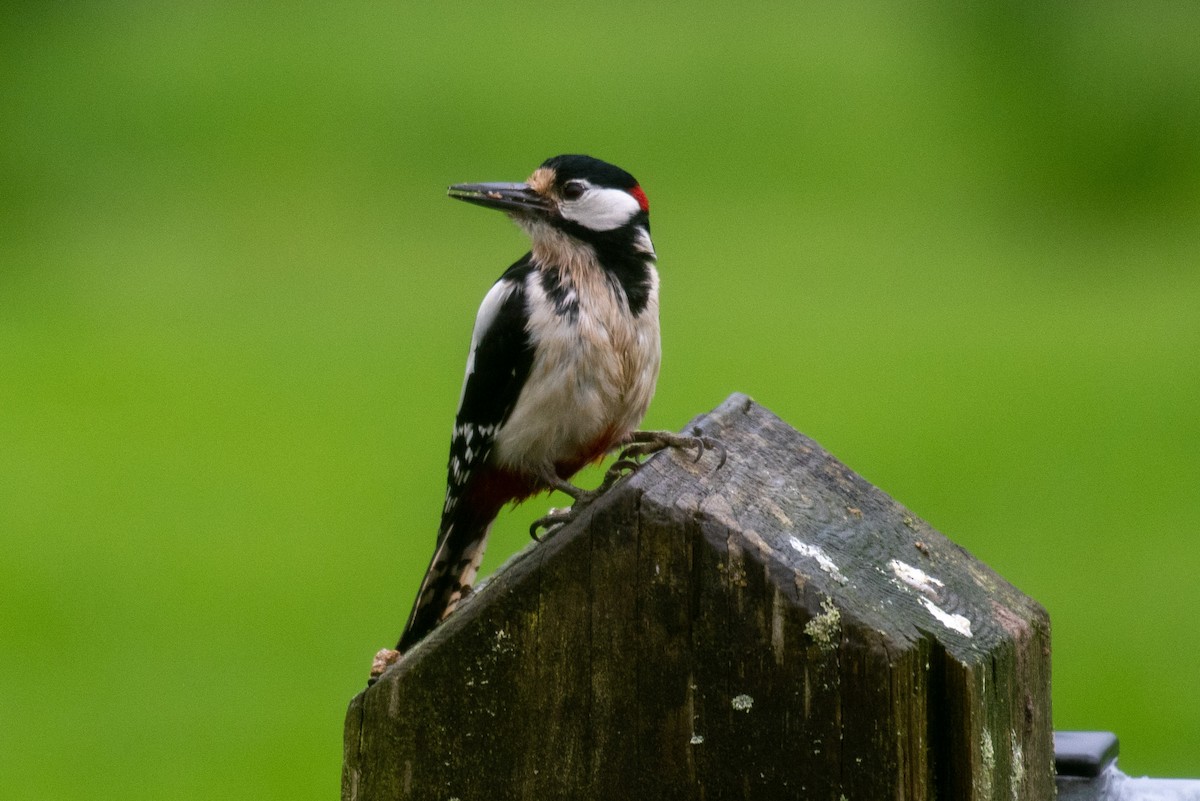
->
2, 2, 1198, 797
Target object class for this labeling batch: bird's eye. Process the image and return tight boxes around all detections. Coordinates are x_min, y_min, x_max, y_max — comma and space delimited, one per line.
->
561, 181, 586, 201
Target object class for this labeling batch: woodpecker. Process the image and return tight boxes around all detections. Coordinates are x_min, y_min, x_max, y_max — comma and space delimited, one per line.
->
383, 155, 719, 668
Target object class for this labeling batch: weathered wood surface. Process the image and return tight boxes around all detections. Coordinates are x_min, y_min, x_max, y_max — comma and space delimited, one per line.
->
343, 393, 1054, 800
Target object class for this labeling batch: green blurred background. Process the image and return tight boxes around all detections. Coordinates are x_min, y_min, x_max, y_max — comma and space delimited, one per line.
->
3, 2, 1198, 797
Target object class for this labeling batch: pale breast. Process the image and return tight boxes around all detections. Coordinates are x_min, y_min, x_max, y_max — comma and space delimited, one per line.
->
493, 263, 661, 476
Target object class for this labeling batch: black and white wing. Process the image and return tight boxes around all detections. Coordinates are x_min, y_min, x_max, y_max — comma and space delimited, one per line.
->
396, 255, 536, 651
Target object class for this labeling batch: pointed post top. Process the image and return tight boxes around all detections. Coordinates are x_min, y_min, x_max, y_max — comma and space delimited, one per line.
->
347, 394, 1053, 801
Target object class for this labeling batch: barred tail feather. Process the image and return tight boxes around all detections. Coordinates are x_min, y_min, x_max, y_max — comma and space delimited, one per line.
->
396, 501, 499, 652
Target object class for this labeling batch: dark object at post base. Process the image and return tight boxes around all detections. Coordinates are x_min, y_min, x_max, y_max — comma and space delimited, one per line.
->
1055, 731, 1200, 801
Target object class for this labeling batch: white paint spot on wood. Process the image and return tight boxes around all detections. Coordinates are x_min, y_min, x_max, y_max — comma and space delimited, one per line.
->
920, 597, 973, 638
788, 537, 847, 584
889, 559, 974, 637
889, 559, 943, 597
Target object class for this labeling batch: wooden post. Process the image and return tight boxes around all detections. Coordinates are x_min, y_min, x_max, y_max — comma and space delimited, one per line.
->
343, 394, 1054, 800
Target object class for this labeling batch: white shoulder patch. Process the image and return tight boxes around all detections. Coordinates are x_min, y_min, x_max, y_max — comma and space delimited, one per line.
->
459, 279, 517, 407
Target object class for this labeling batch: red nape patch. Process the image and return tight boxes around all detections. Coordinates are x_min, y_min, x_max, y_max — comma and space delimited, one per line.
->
629, 185, 650, 213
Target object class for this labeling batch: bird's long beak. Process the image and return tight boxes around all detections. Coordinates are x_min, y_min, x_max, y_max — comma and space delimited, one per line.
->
447, 182, 552, 214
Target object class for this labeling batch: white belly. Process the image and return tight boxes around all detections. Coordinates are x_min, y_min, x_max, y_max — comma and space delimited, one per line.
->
494, 267, 661, 475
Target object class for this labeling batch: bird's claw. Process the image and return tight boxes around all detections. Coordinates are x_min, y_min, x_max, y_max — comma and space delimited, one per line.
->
599, 457, 641, 487
620, 428, 727, 469
529, 458, 643, 541
530, 507, 573, 542
527, 431, 724, 543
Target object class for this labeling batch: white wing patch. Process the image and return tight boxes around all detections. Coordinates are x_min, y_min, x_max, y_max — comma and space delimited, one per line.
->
459, 279, 517, 408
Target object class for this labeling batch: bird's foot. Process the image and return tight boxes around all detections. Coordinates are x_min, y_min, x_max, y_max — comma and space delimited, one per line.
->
529, 506, 573, 542
620, 427, 728, 468
528, 458, 642, 542
527, 431, 725, 541
368, 648, 403, 685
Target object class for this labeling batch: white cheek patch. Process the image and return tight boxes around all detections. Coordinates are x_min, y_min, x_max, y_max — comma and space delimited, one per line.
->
561, 186, 643, 231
